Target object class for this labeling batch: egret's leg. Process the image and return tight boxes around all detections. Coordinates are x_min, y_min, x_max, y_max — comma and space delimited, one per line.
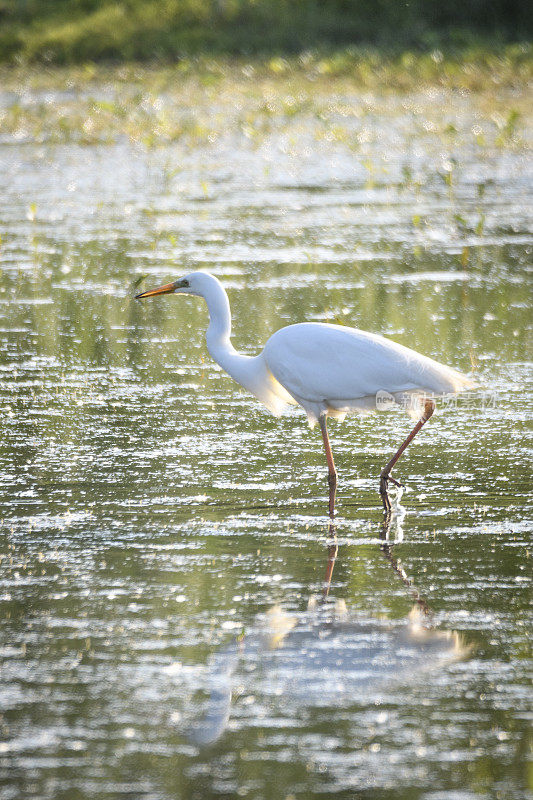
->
319, 415, 337, 518
379, 399, 436, 512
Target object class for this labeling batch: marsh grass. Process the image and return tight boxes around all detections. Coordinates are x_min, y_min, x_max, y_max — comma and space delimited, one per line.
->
0, 48, 531, 148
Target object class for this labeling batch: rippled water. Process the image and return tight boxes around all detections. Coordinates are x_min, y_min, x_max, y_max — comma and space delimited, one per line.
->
0, 81, 532, 800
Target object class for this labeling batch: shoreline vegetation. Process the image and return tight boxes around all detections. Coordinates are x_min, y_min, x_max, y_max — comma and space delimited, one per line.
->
0, 0, 530, 65
1, 43, 532, 86
1, 2, 531, 150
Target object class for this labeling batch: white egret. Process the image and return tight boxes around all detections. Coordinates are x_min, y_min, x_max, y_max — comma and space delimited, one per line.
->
135, 271, 474, 515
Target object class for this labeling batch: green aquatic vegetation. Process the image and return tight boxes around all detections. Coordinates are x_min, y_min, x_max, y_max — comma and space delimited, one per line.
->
494, 107, 523, 147
4, 55, 524, 153
475, 214, 486, 237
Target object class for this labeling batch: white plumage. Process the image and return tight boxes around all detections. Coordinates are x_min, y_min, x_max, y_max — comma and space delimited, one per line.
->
263, 321, 472, 425
136, 270, 474, 512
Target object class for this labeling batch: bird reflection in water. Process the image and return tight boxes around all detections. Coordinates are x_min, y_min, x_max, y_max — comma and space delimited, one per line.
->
187, 513, 469, 747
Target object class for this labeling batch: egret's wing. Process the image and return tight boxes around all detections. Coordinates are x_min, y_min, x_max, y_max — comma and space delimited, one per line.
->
263, 323, 473, 404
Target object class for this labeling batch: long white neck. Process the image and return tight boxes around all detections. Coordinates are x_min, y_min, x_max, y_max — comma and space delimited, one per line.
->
201, 277, 251, 380
196, 273, 291, 416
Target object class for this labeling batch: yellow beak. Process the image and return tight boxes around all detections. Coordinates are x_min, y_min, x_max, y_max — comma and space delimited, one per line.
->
135, 282, 175, 299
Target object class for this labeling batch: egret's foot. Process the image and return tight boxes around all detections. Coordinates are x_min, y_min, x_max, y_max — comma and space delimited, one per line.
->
379, 472, 403, 513
388, 475, 403, 489
379, 510, 393, 542
379, 475, 391, 512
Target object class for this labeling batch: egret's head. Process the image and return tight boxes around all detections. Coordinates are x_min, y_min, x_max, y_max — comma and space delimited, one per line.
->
135, 271, 216, 300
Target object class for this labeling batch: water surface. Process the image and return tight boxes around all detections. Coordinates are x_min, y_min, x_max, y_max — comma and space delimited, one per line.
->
0, 78, 531, 800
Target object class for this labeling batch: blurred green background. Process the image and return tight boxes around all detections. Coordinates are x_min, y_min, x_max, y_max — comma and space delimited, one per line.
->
1, 0, 531, 63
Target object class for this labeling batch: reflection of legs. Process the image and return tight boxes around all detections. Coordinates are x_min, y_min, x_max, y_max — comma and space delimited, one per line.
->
323, 521, 338, 600
319, 415, 337, 518
379, 399, 436, 512
379, 515, 431, 617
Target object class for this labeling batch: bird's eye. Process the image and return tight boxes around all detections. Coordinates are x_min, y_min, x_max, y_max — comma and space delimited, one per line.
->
178, 279, 189, 288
